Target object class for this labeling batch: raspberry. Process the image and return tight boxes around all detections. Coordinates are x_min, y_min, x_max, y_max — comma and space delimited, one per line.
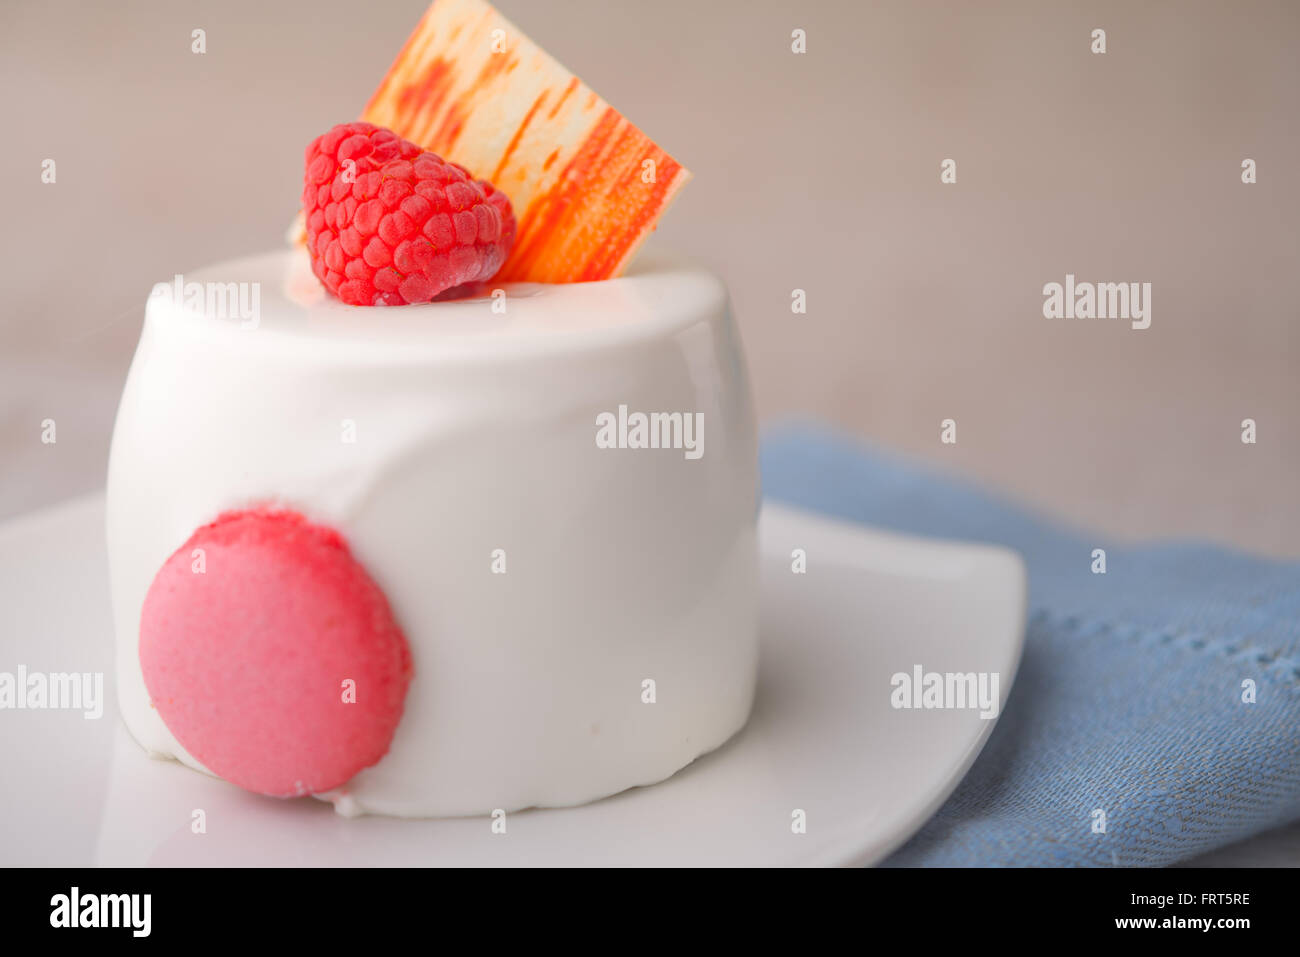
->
302, 122, 517, 306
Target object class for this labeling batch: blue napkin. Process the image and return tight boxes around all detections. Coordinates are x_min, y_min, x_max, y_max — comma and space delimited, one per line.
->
760, 423, 1300, 867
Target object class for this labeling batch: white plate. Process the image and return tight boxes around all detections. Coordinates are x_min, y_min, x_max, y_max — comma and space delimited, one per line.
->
0, 494, 1025, 867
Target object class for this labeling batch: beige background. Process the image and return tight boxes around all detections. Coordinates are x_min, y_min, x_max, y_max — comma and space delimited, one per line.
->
2, 0, 1298, 556
0, 0, 1297, 865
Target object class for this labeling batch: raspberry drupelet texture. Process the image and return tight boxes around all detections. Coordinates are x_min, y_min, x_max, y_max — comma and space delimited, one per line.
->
302, 122, 517, 305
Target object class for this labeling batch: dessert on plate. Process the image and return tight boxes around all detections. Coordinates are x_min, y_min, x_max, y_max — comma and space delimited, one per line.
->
106, 0, 758, 818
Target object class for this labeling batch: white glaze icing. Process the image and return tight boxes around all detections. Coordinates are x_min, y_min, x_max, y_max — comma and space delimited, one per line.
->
105, 247, 759, 817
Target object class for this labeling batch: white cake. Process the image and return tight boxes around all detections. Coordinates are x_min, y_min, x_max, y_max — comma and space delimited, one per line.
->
106, 247, 759, 817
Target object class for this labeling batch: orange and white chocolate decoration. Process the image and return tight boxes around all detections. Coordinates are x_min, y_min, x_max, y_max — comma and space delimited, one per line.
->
358, 0, 690, 283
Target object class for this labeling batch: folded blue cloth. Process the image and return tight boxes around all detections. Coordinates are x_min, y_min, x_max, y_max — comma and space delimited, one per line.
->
760, 423, 1300, 867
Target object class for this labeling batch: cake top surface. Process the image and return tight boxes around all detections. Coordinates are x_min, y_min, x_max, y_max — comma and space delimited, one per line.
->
146, 247, 726, 362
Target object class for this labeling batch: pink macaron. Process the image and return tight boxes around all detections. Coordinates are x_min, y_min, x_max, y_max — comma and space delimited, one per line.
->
139, 508, 413, 798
